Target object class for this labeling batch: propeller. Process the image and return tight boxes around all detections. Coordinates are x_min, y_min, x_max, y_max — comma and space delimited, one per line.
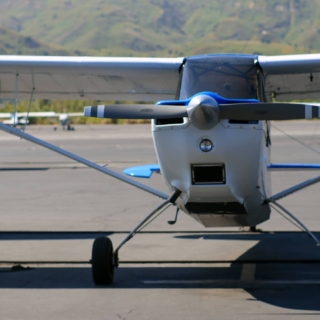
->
84, 93, 320, 130
220, 102, 320, 121
84, 104, 187, 119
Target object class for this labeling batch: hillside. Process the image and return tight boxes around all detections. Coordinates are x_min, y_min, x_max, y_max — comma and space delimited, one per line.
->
0, 0, 318, 57
0, 26, 88, 55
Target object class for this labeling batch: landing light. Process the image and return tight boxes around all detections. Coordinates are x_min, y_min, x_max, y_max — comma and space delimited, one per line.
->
199, 139, 213, 152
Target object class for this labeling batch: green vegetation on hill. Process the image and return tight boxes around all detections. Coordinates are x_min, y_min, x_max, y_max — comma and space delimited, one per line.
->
0, 26, 87, 56
0, 0, 318, 57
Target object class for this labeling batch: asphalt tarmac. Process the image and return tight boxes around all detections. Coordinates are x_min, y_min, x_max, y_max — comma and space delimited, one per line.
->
1, 122, 320, 319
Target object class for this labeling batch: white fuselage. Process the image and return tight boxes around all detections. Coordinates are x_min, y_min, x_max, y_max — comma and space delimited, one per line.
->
152, 119, 271, 227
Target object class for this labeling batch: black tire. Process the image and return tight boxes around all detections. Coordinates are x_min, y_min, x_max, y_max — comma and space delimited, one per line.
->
250, 226, 257, 232
91, 237, 114, 285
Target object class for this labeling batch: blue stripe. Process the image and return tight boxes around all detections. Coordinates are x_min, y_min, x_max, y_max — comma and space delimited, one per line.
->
268, 164, 320, 169
156, 91, 260, 106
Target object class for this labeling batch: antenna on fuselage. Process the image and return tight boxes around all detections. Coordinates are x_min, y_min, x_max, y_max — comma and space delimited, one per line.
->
167, 208, 179, 225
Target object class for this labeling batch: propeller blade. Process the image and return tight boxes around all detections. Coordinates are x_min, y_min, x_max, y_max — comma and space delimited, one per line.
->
220, 103, 320, 121
84, 104, 188, 119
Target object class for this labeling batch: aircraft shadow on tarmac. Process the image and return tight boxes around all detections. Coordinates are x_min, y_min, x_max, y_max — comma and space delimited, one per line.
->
0, 168, 49, 171
0, 231, 114, 241
0, 232, 320, 311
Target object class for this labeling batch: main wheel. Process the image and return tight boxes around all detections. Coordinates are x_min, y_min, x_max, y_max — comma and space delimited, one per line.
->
91, 237, 114, 285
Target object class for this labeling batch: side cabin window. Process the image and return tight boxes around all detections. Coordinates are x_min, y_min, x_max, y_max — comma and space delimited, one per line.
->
179, 55, 258, 100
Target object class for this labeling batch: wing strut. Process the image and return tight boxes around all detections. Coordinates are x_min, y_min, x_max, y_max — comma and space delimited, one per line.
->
267, 176, 320, 246
0, 123, 169, 200
14, 73, 18, 127
270, 175, 320, 201
269, 200, 320, 246
22, 73, 35, 133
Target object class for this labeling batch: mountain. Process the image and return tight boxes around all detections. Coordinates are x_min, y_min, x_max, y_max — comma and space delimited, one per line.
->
0, 26, 86, 55
0, 0, 318, 57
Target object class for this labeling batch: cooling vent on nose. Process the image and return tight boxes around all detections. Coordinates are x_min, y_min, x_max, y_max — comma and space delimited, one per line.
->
191, 164, 225, 185
155, 118, 184, 125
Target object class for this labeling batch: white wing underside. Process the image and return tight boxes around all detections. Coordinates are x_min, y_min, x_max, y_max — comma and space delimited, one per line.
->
0, 54, 320, 101
258, 54, 320, 101
0, 56, 183, 101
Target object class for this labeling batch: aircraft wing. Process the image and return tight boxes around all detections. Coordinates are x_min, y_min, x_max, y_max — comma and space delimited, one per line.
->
1, 54, 320, 103
16, 112, 84, 117
17, 112, 57, 117
57, 113, 84, 117
0, 113, 12, 118
258, 54, 320, 101
0, 111, 84, 118
0, 56, 183, 101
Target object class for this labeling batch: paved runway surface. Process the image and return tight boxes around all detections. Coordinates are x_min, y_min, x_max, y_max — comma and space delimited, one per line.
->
1, 122, 320, 319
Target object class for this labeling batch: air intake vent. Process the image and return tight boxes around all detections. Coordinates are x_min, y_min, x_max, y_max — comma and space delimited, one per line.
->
191, 164, 225, 185
186, 202, 246, 214
229, 120, 259, 124
156, 118, 184, 125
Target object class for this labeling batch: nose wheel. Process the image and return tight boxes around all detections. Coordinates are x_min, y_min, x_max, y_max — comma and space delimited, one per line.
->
91, 237, 114, 285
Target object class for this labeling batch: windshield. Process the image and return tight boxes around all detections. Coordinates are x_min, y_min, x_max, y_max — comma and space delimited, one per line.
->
179, 55, 258, 100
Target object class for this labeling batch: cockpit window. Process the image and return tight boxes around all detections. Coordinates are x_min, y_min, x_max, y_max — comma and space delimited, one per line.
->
179, 55, 258, 100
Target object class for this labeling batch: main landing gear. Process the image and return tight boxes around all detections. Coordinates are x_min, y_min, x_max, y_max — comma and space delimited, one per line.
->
92, 237, 114, 285
54, 125, 75, 131
91, 189, 181, 285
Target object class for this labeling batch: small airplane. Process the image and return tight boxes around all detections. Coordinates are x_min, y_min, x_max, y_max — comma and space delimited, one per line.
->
0, 111, 83, 130
0, 53, 320, 285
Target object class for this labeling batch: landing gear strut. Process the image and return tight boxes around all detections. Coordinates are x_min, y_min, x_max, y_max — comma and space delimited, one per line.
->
91, 189, 181, 285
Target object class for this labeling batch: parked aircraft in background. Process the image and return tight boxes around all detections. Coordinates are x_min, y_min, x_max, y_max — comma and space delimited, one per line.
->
0, 53, 320, 285
0, 111, 83, 130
